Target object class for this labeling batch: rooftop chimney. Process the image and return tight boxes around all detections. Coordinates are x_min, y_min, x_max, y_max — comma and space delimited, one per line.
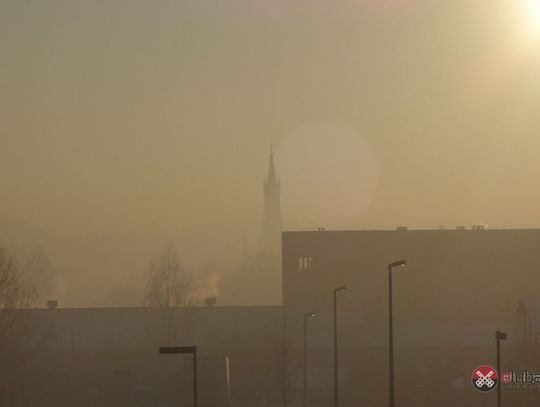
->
46, 300, 58, 310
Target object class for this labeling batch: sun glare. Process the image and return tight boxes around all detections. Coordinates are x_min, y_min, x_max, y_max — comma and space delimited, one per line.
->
533, 0, 540, 24
524, 0, 540, 35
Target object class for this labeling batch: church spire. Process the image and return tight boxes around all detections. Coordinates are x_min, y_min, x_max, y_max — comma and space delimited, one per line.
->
261, 145, 282, 254
266, 144, 278, 183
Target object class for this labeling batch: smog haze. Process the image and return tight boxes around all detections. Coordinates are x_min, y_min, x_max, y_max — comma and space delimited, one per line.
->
2, 0, 540, 306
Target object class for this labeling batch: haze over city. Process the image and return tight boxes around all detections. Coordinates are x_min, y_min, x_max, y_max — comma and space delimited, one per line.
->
2, 2, 540, 406
3, 0, 540, 307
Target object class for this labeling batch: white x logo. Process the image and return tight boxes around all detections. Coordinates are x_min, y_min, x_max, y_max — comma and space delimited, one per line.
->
475, 370, 495, 388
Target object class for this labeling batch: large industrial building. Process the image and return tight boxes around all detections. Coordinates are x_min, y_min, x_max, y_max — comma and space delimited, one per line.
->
3, 227, 540, 407
281, 227, 540, 406
282, 228, 540, 323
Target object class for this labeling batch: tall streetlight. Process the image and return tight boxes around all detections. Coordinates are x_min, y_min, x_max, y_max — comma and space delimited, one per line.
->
333, 286, 347, 407
303, 312, 316, 407
388, 260, 406, 407
496, 330, 507, 407
113, 368, 132, 406
159, 346, 197, 407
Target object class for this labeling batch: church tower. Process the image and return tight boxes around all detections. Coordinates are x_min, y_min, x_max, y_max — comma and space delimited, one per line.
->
261, 146, 282, 254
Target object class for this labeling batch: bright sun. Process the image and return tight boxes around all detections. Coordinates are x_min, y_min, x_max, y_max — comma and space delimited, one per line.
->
534, 1, 540, 22
525, 0, 540, 33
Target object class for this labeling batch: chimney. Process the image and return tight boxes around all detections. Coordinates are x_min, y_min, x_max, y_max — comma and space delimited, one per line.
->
205, 297, 217, 307
46, 300, 58, 310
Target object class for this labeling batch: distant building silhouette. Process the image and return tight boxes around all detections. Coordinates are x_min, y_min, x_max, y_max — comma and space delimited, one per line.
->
260, 146, 282, 254
281, 228, 540, 322
12, 228, 540, 407
219, 148, 283, 306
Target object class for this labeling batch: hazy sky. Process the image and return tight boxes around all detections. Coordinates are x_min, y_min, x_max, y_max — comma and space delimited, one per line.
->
2, 0, 540, 305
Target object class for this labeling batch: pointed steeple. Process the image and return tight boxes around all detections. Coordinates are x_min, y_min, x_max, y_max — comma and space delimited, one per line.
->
266, 144, 278, 183
261, 145, 282, 254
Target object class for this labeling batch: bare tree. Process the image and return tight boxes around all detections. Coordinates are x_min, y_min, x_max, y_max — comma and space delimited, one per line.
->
0, 248, 34, 311
143, 248, 196, 346
144, 248, 193, 307
0, 248, 54, 378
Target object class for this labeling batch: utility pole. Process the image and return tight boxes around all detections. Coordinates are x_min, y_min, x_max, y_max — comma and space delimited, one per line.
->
333, 286, 346, 407
303, 312, 315, 407
496, 331, 507, 407
388, 260, 406, 407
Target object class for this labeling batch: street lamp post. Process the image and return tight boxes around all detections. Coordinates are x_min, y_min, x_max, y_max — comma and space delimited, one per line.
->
303, 312, 316, 407
388, 260, 406, 407
159, 346, 197, 407
496, 330, 507, 407
113, 368, 132, 406
333, 286, 346, 407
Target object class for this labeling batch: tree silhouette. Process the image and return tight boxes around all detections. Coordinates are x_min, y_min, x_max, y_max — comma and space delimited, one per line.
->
144, 248, 193, 308
0, 248, 54, 379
